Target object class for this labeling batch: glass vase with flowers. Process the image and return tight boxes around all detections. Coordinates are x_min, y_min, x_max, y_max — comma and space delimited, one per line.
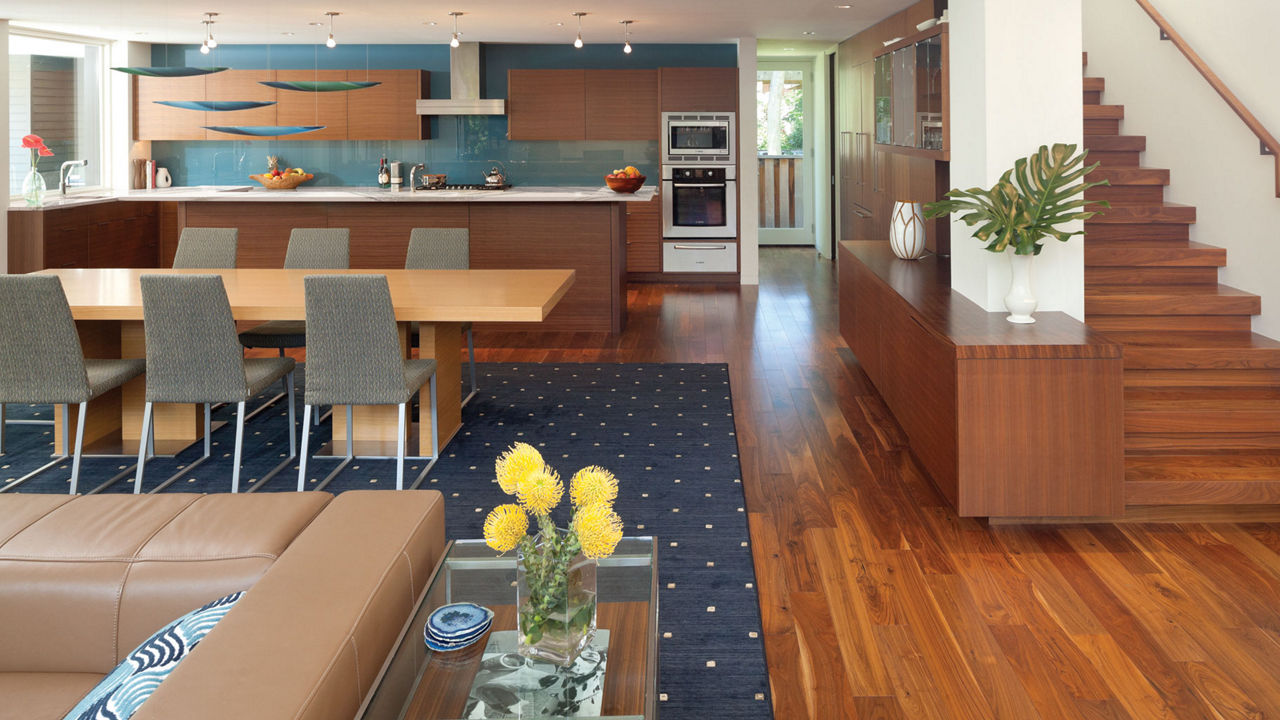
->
20, 134, 54, 207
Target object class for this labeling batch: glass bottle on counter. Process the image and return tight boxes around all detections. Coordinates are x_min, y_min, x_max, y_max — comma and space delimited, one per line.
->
377, 156, 390, 188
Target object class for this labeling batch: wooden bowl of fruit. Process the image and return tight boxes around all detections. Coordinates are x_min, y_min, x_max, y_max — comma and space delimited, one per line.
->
250, 168, 313, 190
605, 167, 646, 193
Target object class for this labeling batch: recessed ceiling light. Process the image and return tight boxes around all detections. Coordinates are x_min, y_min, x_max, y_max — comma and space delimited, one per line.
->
426, 21, 438, 26
836, 4, 852, 8
281, 31, 295, 36
802, 31, 816, 36
552, 21, 564, 27
308, 22, 325, 27
783, 47, 795, 51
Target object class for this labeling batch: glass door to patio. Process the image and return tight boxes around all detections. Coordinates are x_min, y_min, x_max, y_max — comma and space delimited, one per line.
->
756, 62, 813, 246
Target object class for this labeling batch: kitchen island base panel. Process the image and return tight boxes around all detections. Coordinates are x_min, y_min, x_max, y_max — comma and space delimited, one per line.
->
179, 201, 627, 335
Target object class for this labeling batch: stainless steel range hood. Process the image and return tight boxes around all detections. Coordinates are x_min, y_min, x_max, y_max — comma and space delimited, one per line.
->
416, 42, 505, 116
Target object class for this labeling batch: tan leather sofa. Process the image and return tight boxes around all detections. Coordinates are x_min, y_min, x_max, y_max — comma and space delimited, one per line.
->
0, 490, 445, 720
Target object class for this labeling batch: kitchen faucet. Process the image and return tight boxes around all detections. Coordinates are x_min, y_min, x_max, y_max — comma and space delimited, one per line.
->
408, 163, 426, 191
59, 159, 88, 195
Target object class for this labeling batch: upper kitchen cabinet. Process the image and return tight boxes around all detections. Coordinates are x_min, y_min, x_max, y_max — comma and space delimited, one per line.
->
874, 25, 948, 159
274, 70, 348, 141
133, 74, 207, 140
203, 70, 277, 140
346, 70, 430, 141
508, 69, 586, 141
659, 67, 738, 112
585, 70, 659, 140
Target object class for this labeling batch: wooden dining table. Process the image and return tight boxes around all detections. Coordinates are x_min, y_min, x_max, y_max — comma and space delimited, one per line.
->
36, 267, 574, 460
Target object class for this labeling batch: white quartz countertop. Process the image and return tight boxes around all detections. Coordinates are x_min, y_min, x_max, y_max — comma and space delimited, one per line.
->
124, 185, 658, 203
10, 185, 656, 211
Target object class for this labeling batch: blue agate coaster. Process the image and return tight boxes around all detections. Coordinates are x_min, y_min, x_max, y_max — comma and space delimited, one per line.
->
424, 603, 493, 652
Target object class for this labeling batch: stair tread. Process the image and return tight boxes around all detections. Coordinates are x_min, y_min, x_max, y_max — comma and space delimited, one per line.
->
1083, 77, 1106, 91
1088, 203, 1197, 223
1087, 167, 1170, 185
1085, 104, 1125, 118
1084, 135, 1147, 151
1087, 284, 1259, 298
1104, 331, 1280, 349
1125, 454, 1280, 483
1085, 243, 1226, 267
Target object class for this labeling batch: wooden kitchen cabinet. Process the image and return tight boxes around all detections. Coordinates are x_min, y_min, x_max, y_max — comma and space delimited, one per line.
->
585, 70, 659, 140
346, 70, 430, 140
625, 197, 661, 273
507, 69, 586, 141
133, 74, 207, 140
274, 70, 348, 141
8, 202, 159, 273
203, 70, 277, 140
659, 67, 738, 112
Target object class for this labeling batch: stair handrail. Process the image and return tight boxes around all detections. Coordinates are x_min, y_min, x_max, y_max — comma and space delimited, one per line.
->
1133, 0, 1280, 197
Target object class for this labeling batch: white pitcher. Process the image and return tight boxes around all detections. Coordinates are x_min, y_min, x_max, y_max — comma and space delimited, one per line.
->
155, 167, 172, 188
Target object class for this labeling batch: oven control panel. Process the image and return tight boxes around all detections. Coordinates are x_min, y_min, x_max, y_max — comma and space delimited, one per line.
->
662, 165, 736, 181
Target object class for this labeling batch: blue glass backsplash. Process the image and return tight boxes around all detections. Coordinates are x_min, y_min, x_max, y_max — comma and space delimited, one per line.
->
149, 42, 737, 187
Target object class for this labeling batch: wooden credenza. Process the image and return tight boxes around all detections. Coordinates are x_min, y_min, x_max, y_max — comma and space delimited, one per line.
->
838, 241, 1124, 518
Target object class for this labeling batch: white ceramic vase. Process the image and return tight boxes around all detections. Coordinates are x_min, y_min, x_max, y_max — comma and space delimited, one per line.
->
155, 167, 172, 188
1005, 251, 1038, 324
889, 201, 926, 260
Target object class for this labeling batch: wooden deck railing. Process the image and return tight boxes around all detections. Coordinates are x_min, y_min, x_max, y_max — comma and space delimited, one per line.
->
1134, 0, 1280, 197
758, 155, 803, 229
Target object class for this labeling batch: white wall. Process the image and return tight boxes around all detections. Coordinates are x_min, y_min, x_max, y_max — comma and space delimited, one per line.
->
110, 41, 149, 192
1084, 0, 1280, 339
949, 0, 1085, 320
1, 19, 10, 274
738, 37, 760, 285
813, 52, 834, 258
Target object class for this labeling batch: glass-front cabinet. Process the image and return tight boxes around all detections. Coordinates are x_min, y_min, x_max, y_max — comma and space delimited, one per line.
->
873, 26, 947, 158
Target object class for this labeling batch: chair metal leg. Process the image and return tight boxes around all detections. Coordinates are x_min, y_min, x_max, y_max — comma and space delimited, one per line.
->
246, 373, 299, 494
140, 403, 214, 495
396, 403, 407, 491
133, 402, 154, 493
297, 404, 313, 491
69, 402, 87, 495
0, 403, 5, 454
410, 375, 440, 490
230, 401, 246, 493
310, 405, 354, 492
345, 405, 354, 459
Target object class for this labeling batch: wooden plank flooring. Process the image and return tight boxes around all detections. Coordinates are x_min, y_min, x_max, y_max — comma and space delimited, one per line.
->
474, 248, 1280, 719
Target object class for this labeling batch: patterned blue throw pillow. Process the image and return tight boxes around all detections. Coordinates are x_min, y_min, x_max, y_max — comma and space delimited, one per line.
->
62, 592, 244, 720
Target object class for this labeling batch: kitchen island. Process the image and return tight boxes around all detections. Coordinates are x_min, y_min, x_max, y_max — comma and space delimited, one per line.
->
11, 186, 656, 334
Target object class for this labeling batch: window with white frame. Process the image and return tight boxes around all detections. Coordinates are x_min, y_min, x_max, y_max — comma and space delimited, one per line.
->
9, 31, 108, 196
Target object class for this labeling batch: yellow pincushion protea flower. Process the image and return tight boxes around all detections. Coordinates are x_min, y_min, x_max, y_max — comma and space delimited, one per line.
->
483, 503, 529, 552
573, 503, 624, 559
495, 442, 545, 495
570, 466, 618, 508
515, 467, 563, 516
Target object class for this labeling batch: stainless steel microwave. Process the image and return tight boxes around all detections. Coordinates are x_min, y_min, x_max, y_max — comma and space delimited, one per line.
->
662, 112, 736, 165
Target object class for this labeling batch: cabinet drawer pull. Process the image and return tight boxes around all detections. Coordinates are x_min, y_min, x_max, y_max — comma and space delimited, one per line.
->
673, 244, 727, 250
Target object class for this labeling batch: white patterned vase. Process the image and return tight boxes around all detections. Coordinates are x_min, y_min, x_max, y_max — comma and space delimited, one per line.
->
1005, 251, 1038, 324
889, 201, 926, 259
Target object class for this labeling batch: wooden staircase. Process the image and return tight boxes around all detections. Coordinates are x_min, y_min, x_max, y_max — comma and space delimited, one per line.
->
1082, 61, 1280, 507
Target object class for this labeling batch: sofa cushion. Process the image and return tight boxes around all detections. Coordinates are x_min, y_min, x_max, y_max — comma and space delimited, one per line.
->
0, 673, 104, 720
62, 592, 243, 720
132, 490, 446, 720
0, 493, 331, 674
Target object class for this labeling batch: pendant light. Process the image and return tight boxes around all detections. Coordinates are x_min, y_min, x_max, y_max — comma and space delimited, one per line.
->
572, 12, 587, 49
200, 12, 218, 54
324, 11, 339, 49
449, 11, 463, 48
620, 20, 633, 54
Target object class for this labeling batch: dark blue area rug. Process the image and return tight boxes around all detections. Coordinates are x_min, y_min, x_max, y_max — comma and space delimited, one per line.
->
1, 362, 772, 719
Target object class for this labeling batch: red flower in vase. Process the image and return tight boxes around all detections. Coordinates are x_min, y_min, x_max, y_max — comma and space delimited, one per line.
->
21, 134, 45, 149
37, 146, 54, 157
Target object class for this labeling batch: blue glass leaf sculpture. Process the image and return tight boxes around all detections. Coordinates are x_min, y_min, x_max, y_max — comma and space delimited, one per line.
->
111, 67, 229, 77
156, 100, 277, 112
259, 80, 381, 92
203, 125, 325, 137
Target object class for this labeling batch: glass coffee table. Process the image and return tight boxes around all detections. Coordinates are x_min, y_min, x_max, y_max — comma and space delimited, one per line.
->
358, 538, 659, 720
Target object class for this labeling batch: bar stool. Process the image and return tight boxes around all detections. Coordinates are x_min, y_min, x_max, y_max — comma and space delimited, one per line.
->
297, 274, 439, 491
0, 275, 146, 494
406, 227, 478, 405
172, 227, 238, 269
134, 274, 297, 493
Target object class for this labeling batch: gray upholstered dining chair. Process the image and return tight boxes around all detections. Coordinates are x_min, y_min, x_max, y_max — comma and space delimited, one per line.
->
238, 228, 350, 352
297, 274, 439, 492
406, 227, 478, 404
135, 274, 297, 494
0, 275, 146, 495
172, 227, 239, 268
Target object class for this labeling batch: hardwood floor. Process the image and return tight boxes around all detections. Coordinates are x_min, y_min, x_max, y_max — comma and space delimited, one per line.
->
476, 248, 1280, 719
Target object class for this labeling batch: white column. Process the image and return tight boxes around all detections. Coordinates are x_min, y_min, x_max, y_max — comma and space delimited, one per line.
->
948, 0, 1085, 319
738, 37, 760, 285
111, 41, 149, 191
1, 19, 10, 274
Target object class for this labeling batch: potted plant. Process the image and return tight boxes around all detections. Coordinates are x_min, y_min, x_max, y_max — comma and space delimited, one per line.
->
924, 143, 1108, 323
482, 442, 624, 666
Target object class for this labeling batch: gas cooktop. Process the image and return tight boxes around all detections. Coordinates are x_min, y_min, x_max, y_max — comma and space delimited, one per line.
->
414, 183, 511, 191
